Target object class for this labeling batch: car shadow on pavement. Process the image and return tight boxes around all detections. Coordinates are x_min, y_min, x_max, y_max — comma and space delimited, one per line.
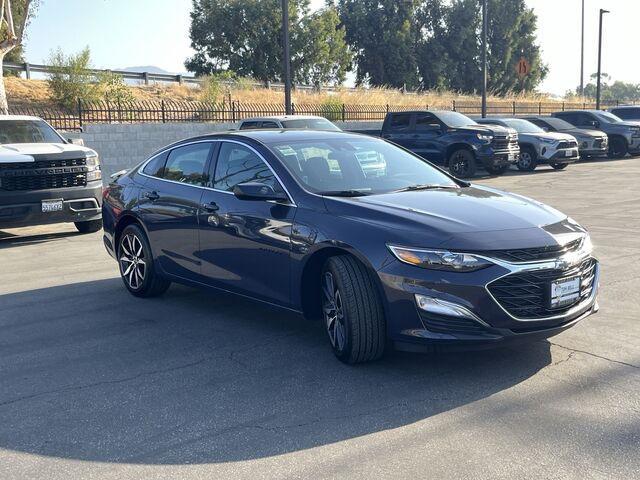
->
0, 229, 83, 248
0, 278, 552, 465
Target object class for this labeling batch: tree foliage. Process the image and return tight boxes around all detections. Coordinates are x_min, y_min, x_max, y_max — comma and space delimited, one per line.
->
186, 0, 352, 86
576, 73, 640, 103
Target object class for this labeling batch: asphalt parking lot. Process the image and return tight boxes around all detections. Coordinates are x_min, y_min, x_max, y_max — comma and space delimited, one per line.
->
1, 159, 639, 480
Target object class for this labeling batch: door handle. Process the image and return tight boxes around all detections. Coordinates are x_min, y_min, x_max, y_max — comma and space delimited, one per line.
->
201, 201, 219, 213
144, 191, 160, 201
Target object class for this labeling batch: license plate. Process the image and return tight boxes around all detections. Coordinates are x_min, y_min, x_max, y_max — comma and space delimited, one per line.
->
42, 200, 64, 213
565, 150, 574, 157
508, 153, 518, 161
550, 276, 580, 308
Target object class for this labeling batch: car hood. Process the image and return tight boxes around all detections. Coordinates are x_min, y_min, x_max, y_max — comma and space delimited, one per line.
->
563, 128, 605, 139
452, 124, 512, 136
520, 131, 576, 142
0, 143, 96, 161
324, 185, 583, 251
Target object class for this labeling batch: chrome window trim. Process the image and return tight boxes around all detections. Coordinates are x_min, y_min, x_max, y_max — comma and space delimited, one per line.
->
137, 138, 297, 207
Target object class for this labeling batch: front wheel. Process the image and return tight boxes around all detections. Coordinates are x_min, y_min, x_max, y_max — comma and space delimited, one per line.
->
485, 164, 509, 176
517, 147, 538, 171
75, 219, 103, 233
550, 163, 569, 170
118, 224, 170, 297
322, 256, 386, 364
448, 149, 477, 178
609, 136, 628, 158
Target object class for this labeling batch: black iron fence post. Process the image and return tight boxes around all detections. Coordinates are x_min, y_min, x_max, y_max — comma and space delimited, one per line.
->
232, 100, 236, 123
386, 104, 389, 114
291, 102, 296, 115
77, 99, 83, 129
341, 103, 346, 122
562, 102, 565, 111
512, 101, 516, 116
538, 102, 542, 115
452, 100, 456, 112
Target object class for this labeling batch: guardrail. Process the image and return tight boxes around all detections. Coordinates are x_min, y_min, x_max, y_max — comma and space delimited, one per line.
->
7, 99, 628, 132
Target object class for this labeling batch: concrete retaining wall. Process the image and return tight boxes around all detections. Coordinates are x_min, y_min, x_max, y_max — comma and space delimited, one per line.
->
66, 121, 383, 179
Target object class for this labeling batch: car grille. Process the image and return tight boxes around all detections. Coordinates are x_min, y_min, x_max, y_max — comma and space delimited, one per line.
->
480, 238, 583, 263
557, 140, 578, 149
487, 257, 597, 319
492, 135, 518, 150
0, 158, 88, 191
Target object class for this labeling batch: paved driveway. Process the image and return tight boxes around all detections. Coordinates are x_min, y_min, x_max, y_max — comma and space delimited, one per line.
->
1, 160, 638, 480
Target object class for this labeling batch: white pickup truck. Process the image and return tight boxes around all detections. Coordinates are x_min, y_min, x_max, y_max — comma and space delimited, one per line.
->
0, 115, 103, 233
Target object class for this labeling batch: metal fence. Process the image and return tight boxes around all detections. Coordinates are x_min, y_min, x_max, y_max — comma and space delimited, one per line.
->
7, 99, 628, 132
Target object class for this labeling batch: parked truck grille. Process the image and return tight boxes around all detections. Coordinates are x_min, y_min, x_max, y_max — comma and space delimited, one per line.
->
557, 140, 578, 149
487, 257, 597, 319
0, 158, 88, 191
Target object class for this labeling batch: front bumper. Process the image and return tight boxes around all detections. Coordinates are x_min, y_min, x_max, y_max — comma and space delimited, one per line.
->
0, 183, 102, 229
542, 147, 580, 164
476, 148, 520, 168
378, 254, 599, 350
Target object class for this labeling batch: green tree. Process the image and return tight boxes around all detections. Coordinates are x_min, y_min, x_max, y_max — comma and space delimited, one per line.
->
47, 46, 99, 109
337, 0, 420, 89
1, 0, 37, 113
582, 73, 640, 103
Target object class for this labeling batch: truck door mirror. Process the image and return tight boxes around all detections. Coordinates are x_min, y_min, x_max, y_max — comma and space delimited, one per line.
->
68, 138, 85, 146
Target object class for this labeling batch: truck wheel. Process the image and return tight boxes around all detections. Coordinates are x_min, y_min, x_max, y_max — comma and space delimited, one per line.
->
550, 163, 569, 170
485, 164, 509, 175
74, 219, 103, 233
118, 224, 170, 298
609, 136, 628, 158
448, 149, 477, 178
321, 255, 386, 364
517, 147, 538, 171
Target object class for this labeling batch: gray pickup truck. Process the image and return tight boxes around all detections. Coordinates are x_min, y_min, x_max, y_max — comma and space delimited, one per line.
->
0, 115, 103, 233
552, 109, 640, 158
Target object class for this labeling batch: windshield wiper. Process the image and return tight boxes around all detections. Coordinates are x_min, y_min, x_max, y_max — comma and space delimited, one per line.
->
393, 184, 459, 193
319, 190, 372, 197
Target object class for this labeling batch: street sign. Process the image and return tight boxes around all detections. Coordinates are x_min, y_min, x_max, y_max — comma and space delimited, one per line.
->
516, 57, 530, 79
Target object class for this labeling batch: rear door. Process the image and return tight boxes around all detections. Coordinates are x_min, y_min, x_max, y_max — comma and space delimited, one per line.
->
138, 141, 214, 280
197, 140, 296, 306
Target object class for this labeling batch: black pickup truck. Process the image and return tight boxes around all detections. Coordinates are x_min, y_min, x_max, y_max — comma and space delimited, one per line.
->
0, 115, 103, 233
380, 111, 520, 177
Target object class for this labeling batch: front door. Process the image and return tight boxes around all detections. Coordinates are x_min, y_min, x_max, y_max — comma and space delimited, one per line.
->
138, 142, 213, 280
197, 141, 296, 306
413, 112, 445, 162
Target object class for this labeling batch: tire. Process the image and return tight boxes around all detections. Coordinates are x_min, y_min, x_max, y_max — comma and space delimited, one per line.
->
74, 219, 103, 233
550, 163, 569, 170
448, 148, 477, 178
118, 224, 170, 298
485, 164, 509, 176
321, 255, 386, 364
517, 146, 538, 171
609, 136, 628, 159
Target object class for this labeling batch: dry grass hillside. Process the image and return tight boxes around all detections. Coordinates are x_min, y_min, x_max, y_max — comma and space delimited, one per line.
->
3, 76, 573, 110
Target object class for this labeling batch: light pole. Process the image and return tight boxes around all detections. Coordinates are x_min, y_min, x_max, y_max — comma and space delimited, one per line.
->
596, 8, 609, 110
282, 0, 292, 115
481, 0, 487, 118
580, 0, 584, 97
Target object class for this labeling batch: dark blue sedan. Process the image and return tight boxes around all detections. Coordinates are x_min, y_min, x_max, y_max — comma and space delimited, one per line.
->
102, 130, 599, 363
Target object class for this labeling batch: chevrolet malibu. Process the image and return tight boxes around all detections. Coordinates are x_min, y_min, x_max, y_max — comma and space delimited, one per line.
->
102, 130, 599, 363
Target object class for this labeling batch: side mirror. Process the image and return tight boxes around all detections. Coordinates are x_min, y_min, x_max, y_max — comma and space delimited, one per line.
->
233, 182, 288, 202
67, 138, 85, 146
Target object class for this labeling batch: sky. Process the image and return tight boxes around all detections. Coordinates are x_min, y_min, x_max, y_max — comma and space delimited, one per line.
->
21, 0, 640, 96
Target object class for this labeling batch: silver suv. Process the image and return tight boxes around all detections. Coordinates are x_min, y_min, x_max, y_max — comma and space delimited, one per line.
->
477, 118, 579, 171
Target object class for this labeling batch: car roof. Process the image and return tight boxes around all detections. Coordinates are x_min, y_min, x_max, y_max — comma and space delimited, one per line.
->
170, 129, 372, 147
0, 115, 44, 121
240, 115, 332, 122
609, 105, 640, 110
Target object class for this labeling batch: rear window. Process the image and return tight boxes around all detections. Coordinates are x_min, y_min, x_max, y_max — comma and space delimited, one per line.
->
239, 121, 260, 130
281, 118, 340, 131
0, 120, 64, 144
611, 108, 640, 120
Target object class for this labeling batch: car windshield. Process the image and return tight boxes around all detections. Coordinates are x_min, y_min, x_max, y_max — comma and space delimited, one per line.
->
281, 118, 341, 131
502, 119, 544, 133
595, 111, 622, 123
0, 120, 63, 144
436, 111, 477, 128
268, 137, 458, 195
541, 117, 575, 131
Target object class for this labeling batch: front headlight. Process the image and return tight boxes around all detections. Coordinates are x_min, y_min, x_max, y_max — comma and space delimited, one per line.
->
536, 136, 558, 145
477, 133, 493, 143
86, 155, 102, 181
387, 245, 493, 272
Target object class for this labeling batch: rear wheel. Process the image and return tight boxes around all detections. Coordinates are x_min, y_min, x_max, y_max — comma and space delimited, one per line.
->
485, 164, 509, 175
321, 256, 386, 364
448, 149, 477, 178
609, 136, 628, 158
517, 147, 538, 171
550, 163, 569, 170
118, 224, 170, 297
75, 219, 103, 233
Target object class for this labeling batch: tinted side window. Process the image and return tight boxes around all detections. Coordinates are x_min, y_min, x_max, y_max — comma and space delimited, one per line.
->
163, 143, 211, 185
240, 121, 260, 130
557, 113, 578, 125
528, 119, 547, 130
613, 108, 640, 120
142, 152, 168, 177
213, 142, 282, 192
415, 113, 441, 131
389, 114, 411, 131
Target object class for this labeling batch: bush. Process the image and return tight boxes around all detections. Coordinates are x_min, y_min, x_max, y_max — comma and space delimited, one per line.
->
199, 71, 236, 104
96, 71, 134, 104
47, 46, 100, 109
320, 96, 343, 121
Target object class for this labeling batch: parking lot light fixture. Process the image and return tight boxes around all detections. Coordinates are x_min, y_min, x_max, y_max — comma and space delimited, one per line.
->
596, 8, 610, 110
